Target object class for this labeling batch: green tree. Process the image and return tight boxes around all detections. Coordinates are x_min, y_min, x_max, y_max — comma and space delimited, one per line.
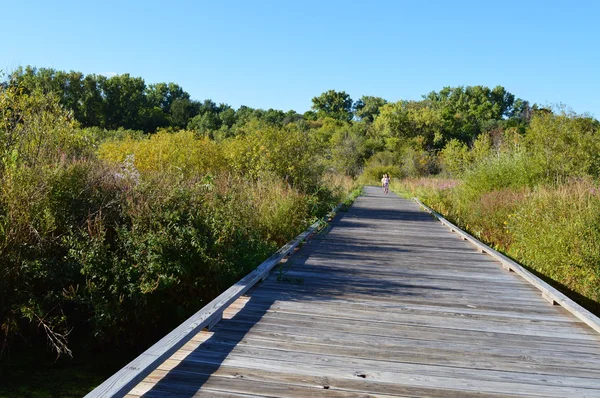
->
311, 90, 353, 121
262, 109, 286, 126
146, 82, 188, 111
283, 110, 303, 125
330, 124, 367, 177
440, 139, 471, 175
424, 85, 519, 142
353, 96, 387, 123
219, 107, 237, 129
373, 100, 444, 151
170, 98, 199, 128
80, 74, 105, 127
99, 74, 147, 130
303, 110, 318, 121
188, 112, 220, 135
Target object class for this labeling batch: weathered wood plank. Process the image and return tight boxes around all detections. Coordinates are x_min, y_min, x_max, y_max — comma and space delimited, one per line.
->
190, 327, 600, 368
212, 316, 600, 355
175, 332, 600, 377
229, 294, 571, 321
133, 376, 403, 398
217, 302, 595, 340
161, 351, 599, 396
229, 296, 583, 325
140, 366, 520, 398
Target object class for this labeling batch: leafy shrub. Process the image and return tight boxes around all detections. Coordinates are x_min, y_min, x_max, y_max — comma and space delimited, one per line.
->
1, 85, 344, 357
223, 126, 322, 192
359, 164, 403, 185
0, 86, 91, 169
399, 146, 438, 177
439, 139, 470, 176
456, 150, 539, 204
98, 130, 225, 178
526, 110, 600, 182
1, 159, 127, 355
358, 151, 403, 184
62, 171, 282, 346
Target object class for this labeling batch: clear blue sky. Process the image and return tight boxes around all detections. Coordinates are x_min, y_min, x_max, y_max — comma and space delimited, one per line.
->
2, 0, 599, 116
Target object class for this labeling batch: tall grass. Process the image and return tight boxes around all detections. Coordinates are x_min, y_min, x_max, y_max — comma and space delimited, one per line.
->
508, 181, 600, 308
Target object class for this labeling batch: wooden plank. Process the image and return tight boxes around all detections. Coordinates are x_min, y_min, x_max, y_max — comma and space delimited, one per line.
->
238, 292, 569, 319
250, 283, 591, 312
174, 331, 600, 377
219, 312, 598, 345
141, 365, 520, 398
224, 295, 582, 324
133, 375, 403, 398
163, 349, 599, 396
191, 327, 600, 368
247, 287, 572, 313
212, 315, 600, 355
219, 299, 593, 337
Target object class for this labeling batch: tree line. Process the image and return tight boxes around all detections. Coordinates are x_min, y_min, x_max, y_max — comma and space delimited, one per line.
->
7, 66, 543, 180
8, 66, 531, 138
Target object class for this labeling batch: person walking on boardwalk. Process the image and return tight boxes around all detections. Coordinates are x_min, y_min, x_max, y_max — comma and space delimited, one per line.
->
381, 173, 390, 194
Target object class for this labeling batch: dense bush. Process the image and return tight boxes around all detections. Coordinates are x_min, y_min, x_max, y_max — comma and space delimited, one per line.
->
526, 111, 600, 181
358, 151, 403, 184
98, 130, 225, 177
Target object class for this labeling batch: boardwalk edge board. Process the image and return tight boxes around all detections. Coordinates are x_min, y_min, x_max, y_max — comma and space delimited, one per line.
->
414, 198, 600, 335
85, 197, 352, 398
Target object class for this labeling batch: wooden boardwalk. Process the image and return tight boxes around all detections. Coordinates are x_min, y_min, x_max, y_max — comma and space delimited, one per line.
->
126, 186, 600, 397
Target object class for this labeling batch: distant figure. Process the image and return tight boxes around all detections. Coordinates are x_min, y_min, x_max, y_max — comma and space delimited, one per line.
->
381, 173, 390, 194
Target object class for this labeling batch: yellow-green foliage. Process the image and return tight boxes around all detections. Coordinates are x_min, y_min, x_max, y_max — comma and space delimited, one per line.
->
359, 151, 403, 185
439, 139, 470, 175
374, 101, 444, 147
359, 165, 403, 185
313, 117, 348, 145
98, 130, 225, 177
439, 134, 493, 176
250, 177, 310, 245
526, 111, 600, 181
0, 86, 91, 168
390, 178, 458, 213
223, 126, 321, 191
